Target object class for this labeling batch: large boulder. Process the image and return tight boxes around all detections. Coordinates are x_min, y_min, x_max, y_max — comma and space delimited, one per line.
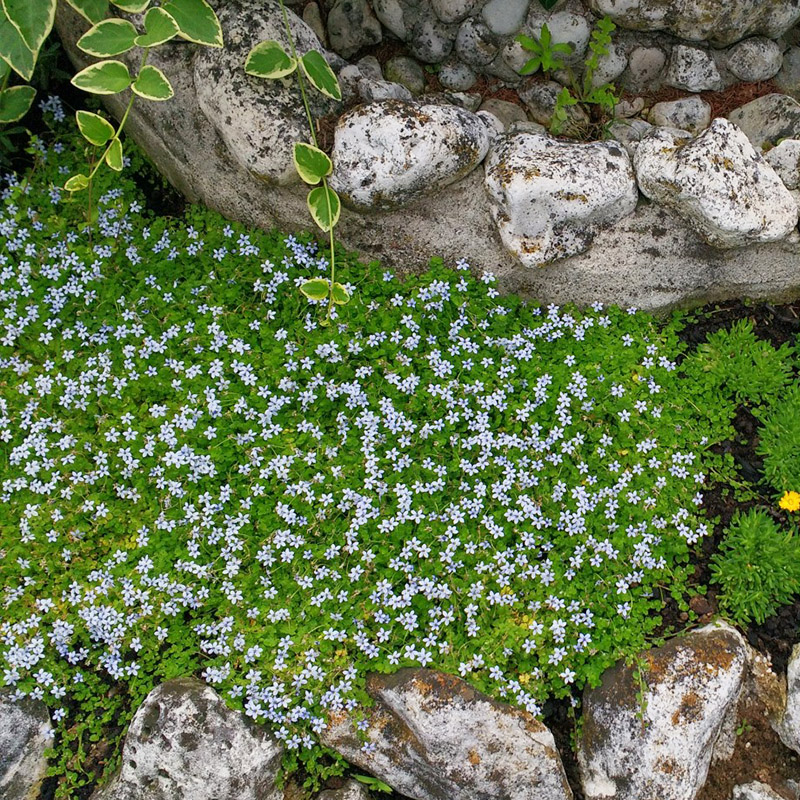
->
330, 100, 494, 210
484, 132, 638, 267
93, 679, 283, 800
634, 118, 798, 248
193, 0, 341, 186
578, 622, 748, 800
587, 0, 800, 47
321, 669, 573, 800
0, 691, 52, 800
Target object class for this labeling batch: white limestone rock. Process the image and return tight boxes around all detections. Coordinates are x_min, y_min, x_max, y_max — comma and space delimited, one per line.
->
664, 45, 724, 92
587, 0, 800, 47
482, 0, 530, 36
330, 100, 492, 211
635, 118, 798, 248
0, 691, 52, 800
733, 782, 787, 800
484, 132, 637, 267
524, 0, 592, 65
727, 93, 800, 149
93, 679, 283, 800
578, 622, 749, 800
321, 669, 573, 800
765, 139, 800, 189
648, 97, 712, 135
627, 46, 667, 90
194, 0, 340, 186
372, 0, 410, 39
725, 37, 783, 82
589, 43, 628, 88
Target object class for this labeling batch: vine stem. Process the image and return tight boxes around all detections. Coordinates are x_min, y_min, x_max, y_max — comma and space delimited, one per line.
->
278, 0, 337, 318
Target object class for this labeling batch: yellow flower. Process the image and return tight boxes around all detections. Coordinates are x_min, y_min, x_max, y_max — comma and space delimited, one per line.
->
779, 491, 800, 512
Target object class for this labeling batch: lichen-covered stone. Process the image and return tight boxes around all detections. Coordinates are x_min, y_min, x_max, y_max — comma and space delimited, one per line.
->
764, 139, 800, 189
93, 679, 283, 800
330, 100, 492, 211
438, 58, 478, 91
408, 16, 457, 62
318, 779, 373, 800
725, 37, 783, 82
635, 118, 798, 248
588, 0, 800, 47
664, 45, 724, 92
357, 78, 413, 102
321, 669, 572, 800
384, 55, 426, 95
484, 132, 637, 267
0, 691, 52, 800
455, 18, 499, 66
648, 97, 712, 135
578, 622, 749, 800
194, 0, 340, 186
326, 0, 382, 58
727, 93, 800, 149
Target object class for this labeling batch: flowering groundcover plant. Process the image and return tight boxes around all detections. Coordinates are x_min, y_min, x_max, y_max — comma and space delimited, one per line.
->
0, 123, 732, 794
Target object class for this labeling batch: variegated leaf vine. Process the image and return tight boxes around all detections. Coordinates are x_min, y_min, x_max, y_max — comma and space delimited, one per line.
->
0, 0, 223, 192
245, 0, 348, 320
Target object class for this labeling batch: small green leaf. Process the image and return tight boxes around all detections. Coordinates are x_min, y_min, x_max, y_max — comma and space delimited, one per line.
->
76, 109, 115, 146
134, 7, 179, 48
77, 19, 137, 57
71, 60, 131, 95
245, 40, 296, 79
552, 42, 573, 55
132, 64, 173, 100
66, 0, 109, 24
300, 277, 329, 301
0, 84, 34, 122
519, 57, 541, 75
307, 184, 340, 232
0, 7, 35, 80
162, 0, 222, 47
105, 137, 123, 171
1, 0, 56, 54
64, 173, 90, 191
300, 50, 341, 100
331, 282, 350, 305
516, 33, 540, 53
293, 142, 331, 185
540, 23, 551, 47
110, 0, 150, 11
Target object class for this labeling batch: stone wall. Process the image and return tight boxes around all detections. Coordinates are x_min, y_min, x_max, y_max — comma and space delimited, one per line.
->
55, 0, 800, 311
